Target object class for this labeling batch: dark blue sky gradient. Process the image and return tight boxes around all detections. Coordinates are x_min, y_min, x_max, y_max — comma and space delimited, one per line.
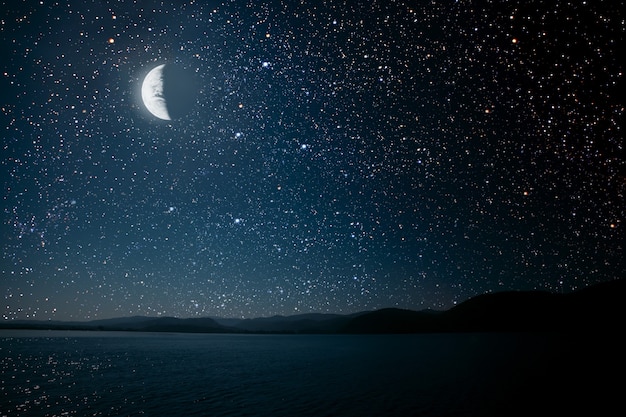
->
1, 0, 623, 320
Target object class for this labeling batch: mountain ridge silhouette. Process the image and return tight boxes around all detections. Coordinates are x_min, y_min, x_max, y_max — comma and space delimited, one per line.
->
3, 279, 622, 334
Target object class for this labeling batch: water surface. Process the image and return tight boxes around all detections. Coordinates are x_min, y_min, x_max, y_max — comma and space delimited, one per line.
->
0, 330, 617, 416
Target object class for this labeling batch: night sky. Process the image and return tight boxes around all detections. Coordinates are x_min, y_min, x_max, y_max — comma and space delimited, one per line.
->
1, 0, 623, 321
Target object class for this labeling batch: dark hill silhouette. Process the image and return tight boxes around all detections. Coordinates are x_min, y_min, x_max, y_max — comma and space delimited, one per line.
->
440, 290, 559, 332
136, 317, 228, 333
1, 316, 232, 333
87, 316, 158, 328
340, 308, 443, 334
2, 279, 622, 334
223, 313, 364, 333
342, 279, 624, 333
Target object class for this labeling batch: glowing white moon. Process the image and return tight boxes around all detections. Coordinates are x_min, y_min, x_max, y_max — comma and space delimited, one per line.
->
141, 64, 171, 120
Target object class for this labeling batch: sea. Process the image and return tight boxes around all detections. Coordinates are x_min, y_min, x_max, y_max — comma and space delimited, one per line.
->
0, 330, 619, 417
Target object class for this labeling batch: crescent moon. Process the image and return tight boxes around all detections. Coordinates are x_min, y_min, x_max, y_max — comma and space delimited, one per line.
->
141, 64, 171, 120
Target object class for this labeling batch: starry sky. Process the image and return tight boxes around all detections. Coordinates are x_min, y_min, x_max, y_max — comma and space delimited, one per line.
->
1, 0, 623, 320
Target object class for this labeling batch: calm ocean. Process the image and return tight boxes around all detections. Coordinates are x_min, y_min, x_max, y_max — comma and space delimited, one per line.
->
0, 330, 618, 416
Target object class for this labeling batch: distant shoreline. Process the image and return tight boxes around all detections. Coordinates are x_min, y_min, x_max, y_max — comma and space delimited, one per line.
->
2, 279, 622, 335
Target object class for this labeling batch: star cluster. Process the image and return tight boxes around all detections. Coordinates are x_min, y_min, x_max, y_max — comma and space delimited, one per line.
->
1, 0, 623, 320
